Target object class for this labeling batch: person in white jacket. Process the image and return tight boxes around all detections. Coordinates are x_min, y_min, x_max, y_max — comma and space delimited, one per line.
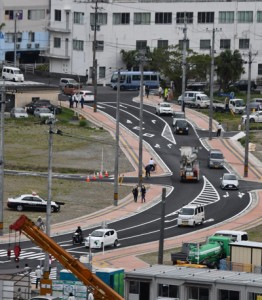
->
68, 292, 76, 300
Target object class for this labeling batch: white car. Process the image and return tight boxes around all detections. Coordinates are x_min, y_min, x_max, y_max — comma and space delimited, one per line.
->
10, 107, 29, 118
220, 173, 239, 190
155, 103, 173, 115
85, 228, 118, 249
242, 111, 262, 123
74, 90, 94, 102
34, 108, 54, 118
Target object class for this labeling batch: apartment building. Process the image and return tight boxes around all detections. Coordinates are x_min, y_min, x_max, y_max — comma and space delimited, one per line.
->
0, 0, 49, 65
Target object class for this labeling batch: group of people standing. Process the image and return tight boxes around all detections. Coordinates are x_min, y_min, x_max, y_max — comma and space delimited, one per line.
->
69, 93, 85, 109
132, 185, 146, 203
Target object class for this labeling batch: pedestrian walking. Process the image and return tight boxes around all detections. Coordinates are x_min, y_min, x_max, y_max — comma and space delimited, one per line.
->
87, 291, 94, 300
141, 185, 146, 202
69, 95, 73, 108
145, 165, 151, 179
73, 93, 78, 108
149, 157, 155, 171
158, 86, 163, 99
145, 85, 150, 98
80, 95, 84, 108
224, 97, 229, 112
217, 122, 222, 137
68, 292, 76, 300
35, 265, 42, 289
132, 186, 138, 202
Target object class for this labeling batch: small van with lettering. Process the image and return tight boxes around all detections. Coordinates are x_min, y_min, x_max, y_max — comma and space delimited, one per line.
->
2, 66, 24, 82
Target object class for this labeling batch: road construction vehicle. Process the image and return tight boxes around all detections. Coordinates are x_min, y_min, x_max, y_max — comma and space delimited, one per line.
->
179, 146, 200, 182
9, 215, 123, 300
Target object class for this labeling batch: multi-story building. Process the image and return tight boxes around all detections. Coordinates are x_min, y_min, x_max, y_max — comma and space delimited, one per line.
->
0, 0, 49, 65
1, 0, 262, 85
44, 0, 262, 84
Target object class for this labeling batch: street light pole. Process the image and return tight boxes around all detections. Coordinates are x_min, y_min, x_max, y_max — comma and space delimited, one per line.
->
92, 0, 98, 113
209, 28, 215, 140
0, 82, 6, 236
113, 69, 120, 206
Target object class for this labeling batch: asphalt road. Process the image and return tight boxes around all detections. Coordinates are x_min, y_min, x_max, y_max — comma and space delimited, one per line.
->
0, 86, 261, 271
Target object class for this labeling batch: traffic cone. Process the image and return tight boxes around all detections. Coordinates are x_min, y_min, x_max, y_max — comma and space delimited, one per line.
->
86, 176, 90, 182
105, 170, 108, 178
99, 172, 103, 179
92, 173, 96, 180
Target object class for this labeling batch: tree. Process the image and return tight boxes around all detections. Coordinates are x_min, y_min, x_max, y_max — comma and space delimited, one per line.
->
215, 49, 245, 91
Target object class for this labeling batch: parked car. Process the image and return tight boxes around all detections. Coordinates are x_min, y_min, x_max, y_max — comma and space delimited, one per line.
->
59, 78, 78, 90
74, 90, 94, 102
10, 107, 28, 118
34, 107, 54, 118
30, 296, 61, 300
84, 228, 118, 249
25, 99, 62, 114
220, 173, 239, 190
172, 111, 186, 126
242, 111, 262, 123
173, 119, 189, 135
7, 193, 64, 212
155, 102, 173, 115
208, 149, 224, 169
229, 80, 257, 91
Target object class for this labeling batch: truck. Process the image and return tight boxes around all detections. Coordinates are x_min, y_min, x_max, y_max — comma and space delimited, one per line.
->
9, 215, 124, 300
178, 92, 210, 108
171, 236, 234, 269
179, 146, 200, 182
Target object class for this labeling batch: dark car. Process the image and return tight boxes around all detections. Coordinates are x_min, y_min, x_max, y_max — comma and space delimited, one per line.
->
25, 99, 62, 114
229, 80, 257, 91
174, 120, 189, 135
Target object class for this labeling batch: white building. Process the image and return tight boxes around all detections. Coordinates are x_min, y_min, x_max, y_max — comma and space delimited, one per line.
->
44, 0, 262, 85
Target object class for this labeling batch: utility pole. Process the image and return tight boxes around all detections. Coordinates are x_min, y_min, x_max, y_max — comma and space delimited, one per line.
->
208, 28, 215, 140
243, 49, 257, 177
136, 50, 147, 187
92, 0, 98, 113
0, 82, 6, 236
14, 12, 19, 67
113, 69, 120, 206
181, 17, 187, 113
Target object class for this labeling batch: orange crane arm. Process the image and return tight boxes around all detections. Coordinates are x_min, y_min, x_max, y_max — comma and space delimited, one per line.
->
10, 215, 124, 300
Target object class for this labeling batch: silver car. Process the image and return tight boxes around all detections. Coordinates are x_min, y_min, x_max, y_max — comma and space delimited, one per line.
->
220, 173, 239, 190
10, 107, 29, 118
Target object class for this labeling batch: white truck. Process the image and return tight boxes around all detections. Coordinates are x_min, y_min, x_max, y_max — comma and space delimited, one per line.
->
179, 146, 200, 182
178, 92, 210, 108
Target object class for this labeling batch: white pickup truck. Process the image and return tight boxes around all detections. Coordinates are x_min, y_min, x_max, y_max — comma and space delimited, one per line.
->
178, 91, 210, 108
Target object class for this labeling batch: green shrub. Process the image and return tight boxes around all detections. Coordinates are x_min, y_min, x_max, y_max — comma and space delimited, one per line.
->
79, 119, 87, 127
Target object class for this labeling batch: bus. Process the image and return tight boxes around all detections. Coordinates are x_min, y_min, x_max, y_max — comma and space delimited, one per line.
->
110, 71, 160, 91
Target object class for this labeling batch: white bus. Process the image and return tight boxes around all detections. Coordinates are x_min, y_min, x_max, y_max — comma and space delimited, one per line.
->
110, 71, 160, 91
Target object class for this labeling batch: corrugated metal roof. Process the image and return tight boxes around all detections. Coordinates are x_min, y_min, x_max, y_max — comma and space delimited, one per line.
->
125, 265, 262, 286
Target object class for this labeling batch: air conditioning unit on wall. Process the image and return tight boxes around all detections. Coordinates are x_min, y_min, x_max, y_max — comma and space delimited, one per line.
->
27, 43, 31, 49
35, 43, 40, 48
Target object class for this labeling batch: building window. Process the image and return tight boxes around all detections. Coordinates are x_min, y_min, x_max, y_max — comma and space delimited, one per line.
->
237, 11, 253, 23
90, 13, 107, 26
74, 12, 84, 24
220, 39, 231, 49
134, 13, 151, 25
158, 40, 168, 48
178, 39, 189, 49
219, 289, 240, 300
113, 13, 130, 25
136, 40, 147, 50
54, 37, 61, 48
16, 33, 22, 43
258, 64, 262, 75
200, 39, 211, 49
155, 12, 172, 24
257, 11, 262, 22
5, 10, 23, 20
176, 12, 193, 24
188, 286, 209, 299
96, 40, 104, 51
99, 67, 106, 79
29, 32, 35, 42
5, 33, 13, 43
198, 12, 214, 23
28, 9, 45, 20
219, 11, 234, 23
73, 39, 84, 51
158, 284, 179, 298
54, 9, 61, 21
239, 38, 249, 49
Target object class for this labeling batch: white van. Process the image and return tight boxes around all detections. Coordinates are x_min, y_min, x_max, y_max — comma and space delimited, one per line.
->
213, 230, 248, 242
2, 66, 24, 82
177, 204, 205, 227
